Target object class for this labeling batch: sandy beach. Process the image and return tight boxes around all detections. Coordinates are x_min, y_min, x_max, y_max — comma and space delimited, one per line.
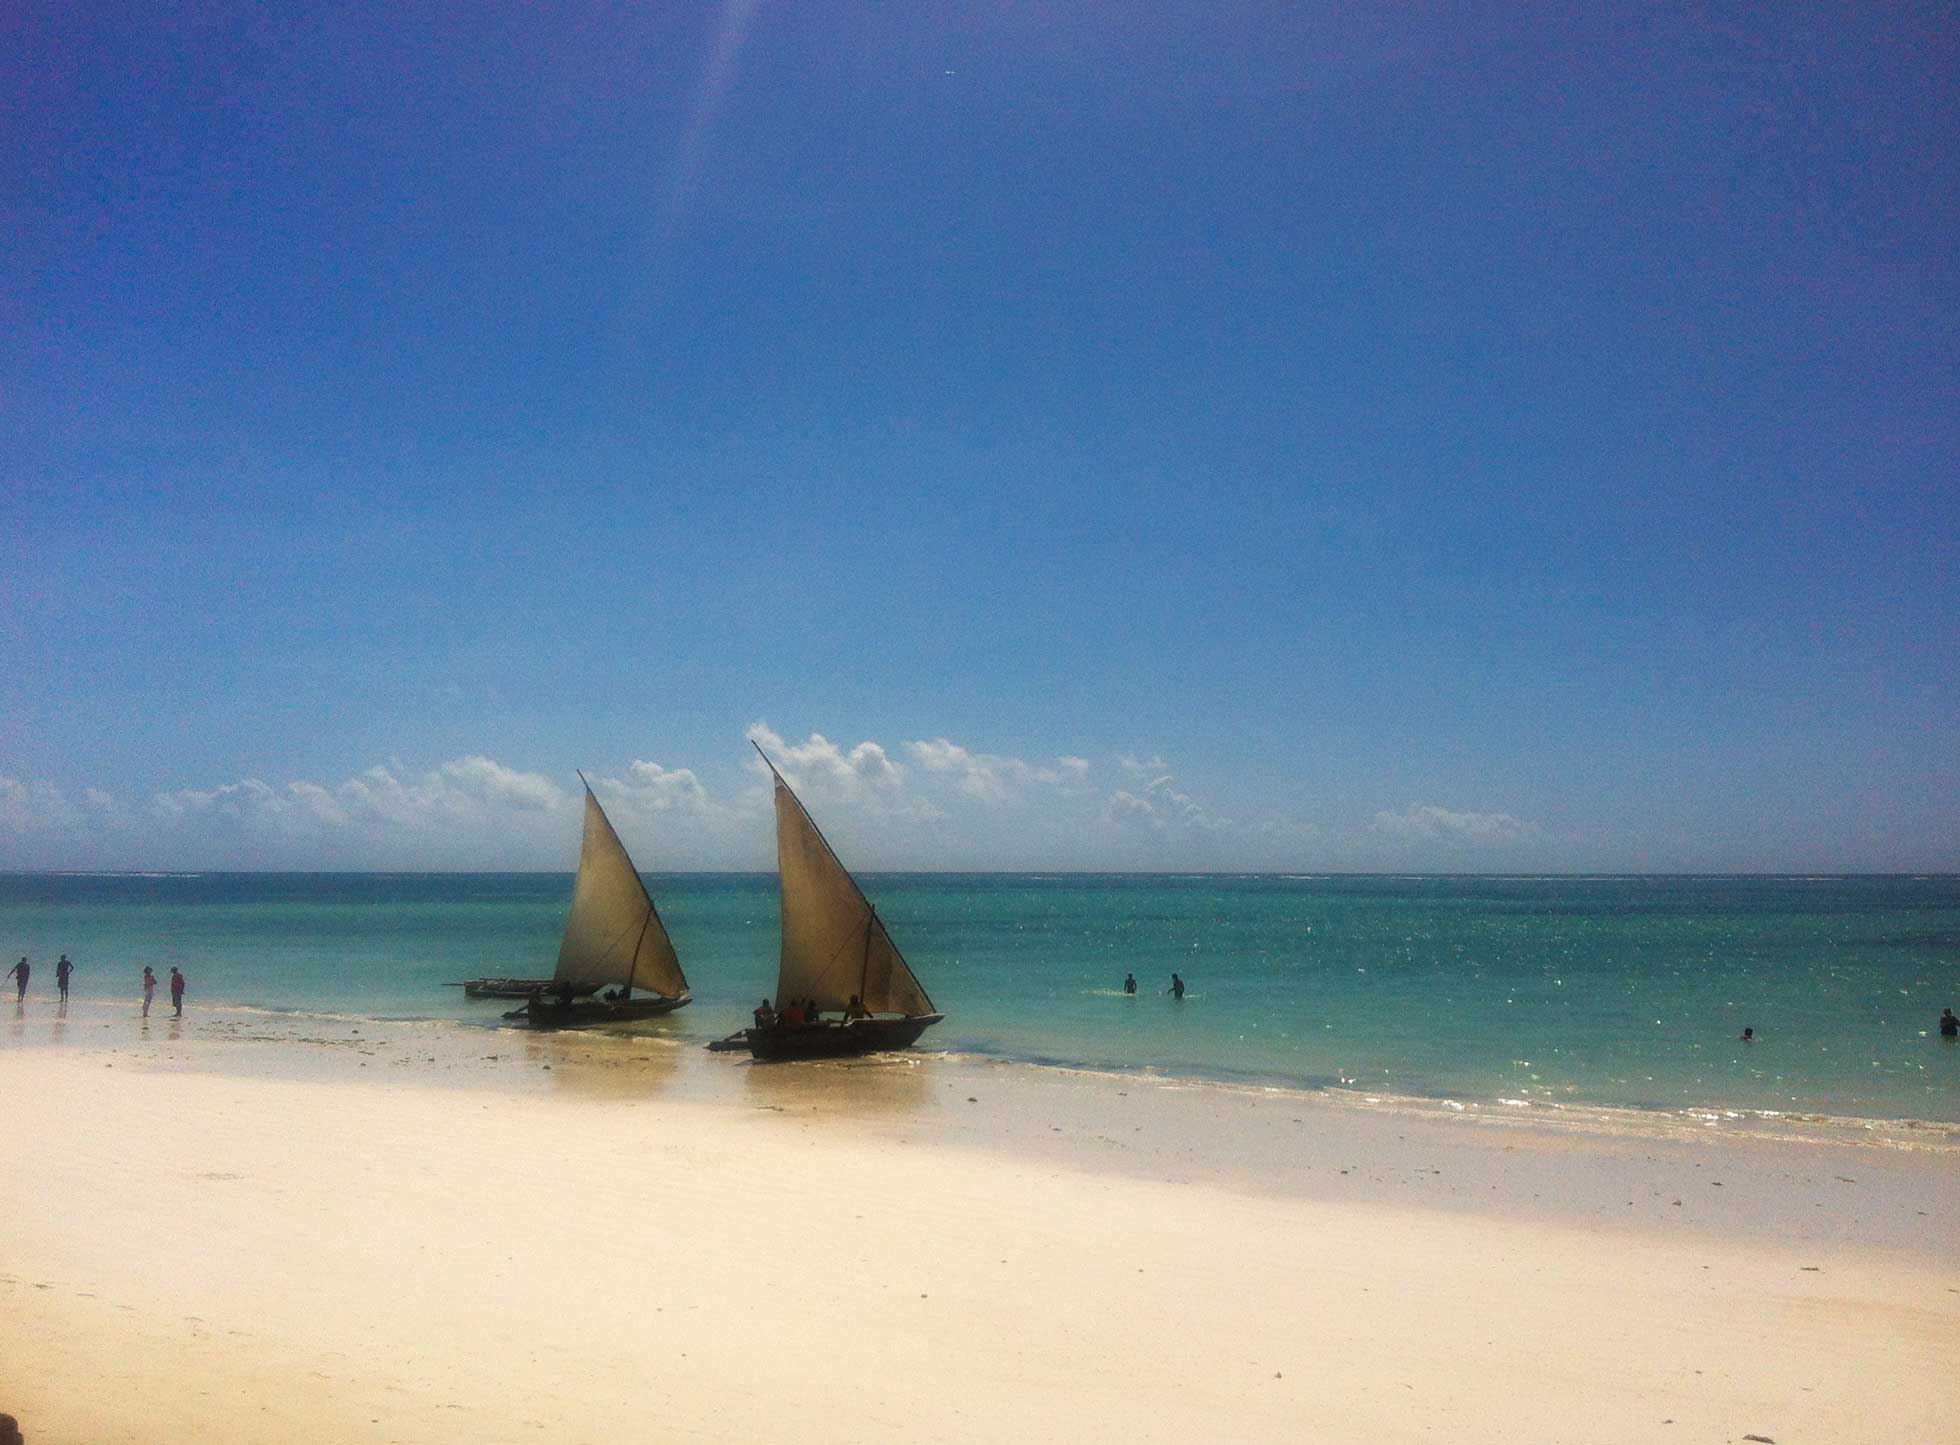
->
2, 1009, 1954, 1444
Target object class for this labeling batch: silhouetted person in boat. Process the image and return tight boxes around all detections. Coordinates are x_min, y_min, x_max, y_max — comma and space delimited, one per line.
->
1739, 1027, 1754, 1042
845, 994, 871, 1021
56, 955, 74, 1000
754, 998, 776, 1029
7, 957, 26, 1001
1169, 973, 1185, 1000
169, 967, 186, 1016
554, 981, 576, 1008
1940, 1008, 1957, 1039
142, 966, 157, 1016
1123, 973, 1137, 995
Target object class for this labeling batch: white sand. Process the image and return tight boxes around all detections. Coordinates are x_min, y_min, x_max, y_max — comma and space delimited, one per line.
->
1, 1016, 1954, 1444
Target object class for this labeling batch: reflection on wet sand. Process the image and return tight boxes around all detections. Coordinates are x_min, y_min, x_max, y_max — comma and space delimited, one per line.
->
738, 1049, 936, 1119
515, 1028, 686, 1100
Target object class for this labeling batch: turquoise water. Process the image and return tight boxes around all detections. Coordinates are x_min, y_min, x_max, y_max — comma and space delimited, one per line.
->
2, 872, 1956, 1122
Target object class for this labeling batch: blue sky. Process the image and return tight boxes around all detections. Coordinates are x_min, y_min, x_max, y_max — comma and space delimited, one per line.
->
3, 1, 1955, 871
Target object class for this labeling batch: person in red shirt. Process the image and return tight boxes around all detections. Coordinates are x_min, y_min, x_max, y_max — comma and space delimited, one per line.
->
169, 967, 186, 1016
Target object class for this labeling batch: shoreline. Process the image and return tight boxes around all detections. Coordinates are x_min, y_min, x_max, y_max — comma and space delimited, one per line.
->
15, 996, 1960, 1148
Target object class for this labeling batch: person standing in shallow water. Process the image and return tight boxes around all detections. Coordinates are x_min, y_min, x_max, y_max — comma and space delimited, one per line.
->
141, 966, 157, 1016
56, 955, 74, 1000
7, 957, 27, 1001
169, 967, 186, 1017
1169, 973, 1186, 1000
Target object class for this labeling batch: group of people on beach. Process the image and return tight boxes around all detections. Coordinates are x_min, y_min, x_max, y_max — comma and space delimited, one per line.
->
752, 994, 873, 1029
1121, 971, 1186, 999
8, 954, 75, 1002
7, 955, 185, 1017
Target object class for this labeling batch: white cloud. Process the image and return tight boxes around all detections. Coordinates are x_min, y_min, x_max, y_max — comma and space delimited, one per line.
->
1107, 754, 1229, 833
2, 733, 1288, 870
744, 722, 925, 813
904, 738, 1091, 801
1371, 804, 1538, 846
602, 760, 714, 815
157, 757, 570, 837
0, 775, 80, 832
155, 778, 288, 819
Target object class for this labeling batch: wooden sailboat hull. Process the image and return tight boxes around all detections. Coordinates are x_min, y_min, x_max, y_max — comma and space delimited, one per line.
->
743, 1013, 943, 1060
456, 977, 590, 1000
502, 994, 691, 1029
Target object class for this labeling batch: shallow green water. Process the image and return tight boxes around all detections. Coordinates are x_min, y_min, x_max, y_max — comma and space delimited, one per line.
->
2, 872, 1955, 1121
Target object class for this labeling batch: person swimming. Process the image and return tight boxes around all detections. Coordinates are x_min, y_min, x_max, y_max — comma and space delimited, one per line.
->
1940, 1008, 1957, 1039
1740, 1026, 1755, 1042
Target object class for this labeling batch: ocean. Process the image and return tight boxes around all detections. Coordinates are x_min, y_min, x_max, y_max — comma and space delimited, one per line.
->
2, 871, 1955, 1123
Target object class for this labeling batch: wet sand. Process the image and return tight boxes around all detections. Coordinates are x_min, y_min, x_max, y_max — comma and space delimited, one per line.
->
2, 1007, 1955, 1443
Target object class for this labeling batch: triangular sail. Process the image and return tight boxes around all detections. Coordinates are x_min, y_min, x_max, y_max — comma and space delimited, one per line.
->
772, 776, 934, 1016
553, 787, 688, 998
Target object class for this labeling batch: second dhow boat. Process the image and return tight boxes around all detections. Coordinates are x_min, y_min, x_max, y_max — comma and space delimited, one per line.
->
739, 744, 943, 1060
506, 775, 691, 1028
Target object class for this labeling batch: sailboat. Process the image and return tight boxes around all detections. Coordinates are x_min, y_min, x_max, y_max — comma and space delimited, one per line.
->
738, 744, 943, 1060
504, 774, 691, 1028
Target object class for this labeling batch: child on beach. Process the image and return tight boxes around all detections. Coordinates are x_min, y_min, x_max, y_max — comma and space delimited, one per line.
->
56, 954, 74, 999
142, 966, 157, 1016
7, 956, 26, 1001
169, 967, 186, 1016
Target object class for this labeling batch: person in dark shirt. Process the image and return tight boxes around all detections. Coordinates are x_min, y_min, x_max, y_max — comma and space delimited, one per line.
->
1123, 973, 1137, 995
1739, 1026, 1755, 1042
56, 955, 74, 999
7, 957, 27, 1001
1940, 1008, 1957, 1039
1170, 973, 1186, 1000
169, 967, 187, 1016
753, 998, 776, 1029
